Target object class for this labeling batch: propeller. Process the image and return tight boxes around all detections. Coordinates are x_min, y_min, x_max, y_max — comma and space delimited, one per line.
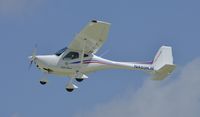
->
28, 44, 37, 70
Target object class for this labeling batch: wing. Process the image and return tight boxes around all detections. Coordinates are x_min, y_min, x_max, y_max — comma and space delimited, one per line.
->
68, 20, 111, 54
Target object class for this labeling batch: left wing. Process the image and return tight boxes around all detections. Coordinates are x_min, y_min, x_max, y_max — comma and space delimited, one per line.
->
68, 20, 110, 54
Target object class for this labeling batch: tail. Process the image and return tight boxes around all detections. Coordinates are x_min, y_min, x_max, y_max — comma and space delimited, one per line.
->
151, 46, 176, 80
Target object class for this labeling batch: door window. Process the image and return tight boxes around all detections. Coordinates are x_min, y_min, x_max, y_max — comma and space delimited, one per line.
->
63, 52, 79, 60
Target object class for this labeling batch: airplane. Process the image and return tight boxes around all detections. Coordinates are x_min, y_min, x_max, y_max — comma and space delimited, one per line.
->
29, 20, 176, 92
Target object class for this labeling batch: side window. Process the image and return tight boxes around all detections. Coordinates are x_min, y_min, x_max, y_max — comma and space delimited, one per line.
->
84, 54, 89, 57
63, 52, 79, 60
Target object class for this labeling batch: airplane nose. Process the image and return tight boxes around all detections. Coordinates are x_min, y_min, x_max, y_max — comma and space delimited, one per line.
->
35, 55, 58, 67
36, 56, 45, 63
35, 56, 48, 67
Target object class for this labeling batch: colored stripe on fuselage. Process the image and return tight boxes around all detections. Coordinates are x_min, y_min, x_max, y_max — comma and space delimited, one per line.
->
70, 60, 108, 65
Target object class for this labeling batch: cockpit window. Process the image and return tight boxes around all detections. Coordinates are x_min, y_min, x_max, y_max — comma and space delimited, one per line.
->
55, 47, 68, 56
63, 51, 79, 60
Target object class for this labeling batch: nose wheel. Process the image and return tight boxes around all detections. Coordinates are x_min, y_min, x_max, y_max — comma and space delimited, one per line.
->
40, 79, 48, 85
40, 73, 48, 85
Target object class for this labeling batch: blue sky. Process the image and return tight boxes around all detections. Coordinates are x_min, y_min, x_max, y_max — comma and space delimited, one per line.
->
0, 0, 200, 117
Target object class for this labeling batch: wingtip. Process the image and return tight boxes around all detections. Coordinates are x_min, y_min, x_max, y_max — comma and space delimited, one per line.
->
90, 20, 111, 25
91, 20, 98, 23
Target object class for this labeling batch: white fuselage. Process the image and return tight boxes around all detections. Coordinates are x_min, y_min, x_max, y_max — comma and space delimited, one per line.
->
33, 51, 154, 78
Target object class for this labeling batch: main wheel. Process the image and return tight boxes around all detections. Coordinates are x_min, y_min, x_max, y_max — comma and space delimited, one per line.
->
40, 80, 47, 85
66, 88, 74, 92
76, 78, 84, 82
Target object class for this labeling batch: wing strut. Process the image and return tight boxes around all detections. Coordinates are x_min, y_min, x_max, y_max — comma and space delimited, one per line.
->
74, 38, 88, 79
80, 38, 87, 65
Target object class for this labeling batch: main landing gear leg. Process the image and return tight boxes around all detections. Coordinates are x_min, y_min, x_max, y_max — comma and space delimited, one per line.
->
65, 78, 78, 92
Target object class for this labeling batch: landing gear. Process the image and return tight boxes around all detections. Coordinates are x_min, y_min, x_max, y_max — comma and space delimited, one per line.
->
40, 78, 48, 85
40, 79, 48, 85
65, 78, 78, 92
66, 88, 74, 92
39, 72, 48, 85
76, 78, 84, 82
74, 72, 88, 82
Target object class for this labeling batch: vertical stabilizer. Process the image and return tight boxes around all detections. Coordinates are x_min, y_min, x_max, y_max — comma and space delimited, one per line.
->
152, 46, 176, 80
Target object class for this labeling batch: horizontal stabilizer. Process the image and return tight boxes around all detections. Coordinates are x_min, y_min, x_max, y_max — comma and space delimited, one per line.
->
152, 64, 176, 80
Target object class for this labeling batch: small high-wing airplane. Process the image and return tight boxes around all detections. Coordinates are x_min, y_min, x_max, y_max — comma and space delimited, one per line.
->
29, 20, 176, 92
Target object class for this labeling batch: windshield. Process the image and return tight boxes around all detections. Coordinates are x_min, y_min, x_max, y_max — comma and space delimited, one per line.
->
55, 47, 68, 56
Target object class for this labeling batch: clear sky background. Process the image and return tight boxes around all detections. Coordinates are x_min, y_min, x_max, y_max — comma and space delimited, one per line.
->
0, 0, 200, 117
